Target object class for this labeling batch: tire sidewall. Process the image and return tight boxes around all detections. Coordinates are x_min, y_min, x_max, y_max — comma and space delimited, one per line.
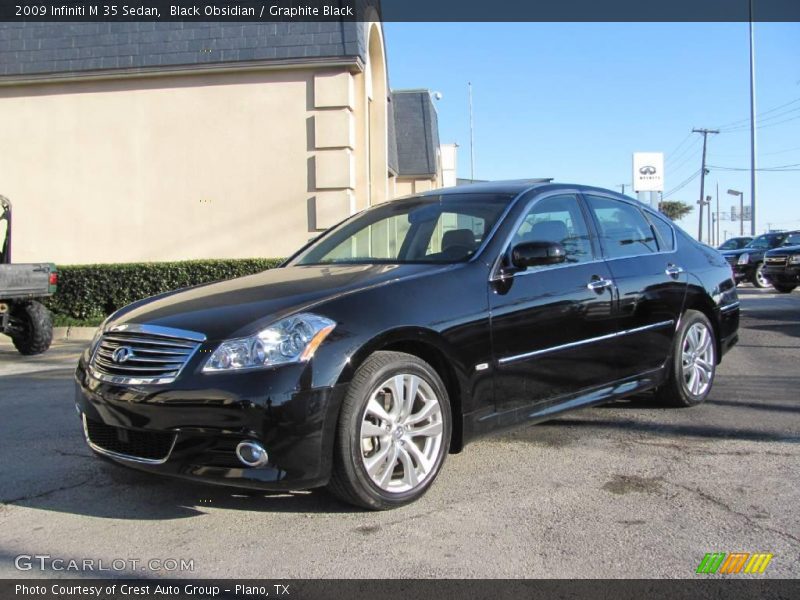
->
342, 355, 451, 509
672, 311, 716, 406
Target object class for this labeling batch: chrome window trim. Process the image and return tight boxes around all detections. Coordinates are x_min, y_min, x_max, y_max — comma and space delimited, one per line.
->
81, 414, 177, 465
489, 188, 597, 281
497, 319, 675, 365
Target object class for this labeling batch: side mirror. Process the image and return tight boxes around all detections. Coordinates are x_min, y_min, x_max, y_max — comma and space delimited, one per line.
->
511, 240, 566, 269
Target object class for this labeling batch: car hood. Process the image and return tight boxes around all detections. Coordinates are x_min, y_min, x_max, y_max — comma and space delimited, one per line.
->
108, 264, 445, 341
721, 247, 761, 258
766, 244, 800, 256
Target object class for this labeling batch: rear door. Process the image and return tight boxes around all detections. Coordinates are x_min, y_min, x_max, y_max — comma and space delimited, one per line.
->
582, 194, 687, 378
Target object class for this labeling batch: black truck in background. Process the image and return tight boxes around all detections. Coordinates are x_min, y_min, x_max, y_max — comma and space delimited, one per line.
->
763, 231, 800, 294
1, 196, 57, 354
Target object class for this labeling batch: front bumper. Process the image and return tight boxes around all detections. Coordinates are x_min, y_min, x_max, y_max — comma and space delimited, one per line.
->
74, 357, 348, 491
763, 264, 800, 284
731, 263, 754, 283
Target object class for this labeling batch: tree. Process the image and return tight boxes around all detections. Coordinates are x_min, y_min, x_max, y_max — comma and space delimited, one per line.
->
658, 200, 693, 221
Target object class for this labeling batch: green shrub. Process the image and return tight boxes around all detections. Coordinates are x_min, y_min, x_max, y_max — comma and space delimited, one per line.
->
45, 258, 284, 322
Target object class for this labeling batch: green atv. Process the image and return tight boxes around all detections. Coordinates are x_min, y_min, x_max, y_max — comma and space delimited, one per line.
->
1, 196, 57, 355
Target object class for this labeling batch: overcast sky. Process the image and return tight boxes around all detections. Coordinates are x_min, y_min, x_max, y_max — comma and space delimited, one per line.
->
384, 22, 800, 242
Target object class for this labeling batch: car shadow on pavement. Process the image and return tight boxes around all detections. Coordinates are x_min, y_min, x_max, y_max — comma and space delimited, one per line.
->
2, 459, 360, 519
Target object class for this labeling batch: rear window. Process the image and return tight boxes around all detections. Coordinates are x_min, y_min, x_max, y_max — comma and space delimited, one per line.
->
648, 213, 676, 252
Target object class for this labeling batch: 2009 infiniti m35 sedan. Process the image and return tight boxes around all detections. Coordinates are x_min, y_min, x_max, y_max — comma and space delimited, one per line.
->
75, 181, 739, 509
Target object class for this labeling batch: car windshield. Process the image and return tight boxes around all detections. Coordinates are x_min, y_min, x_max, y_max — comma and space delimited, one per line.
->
746, 234, 781, 250
292, 194, 512, 266
718, 239, 746, 250
781, 233, 800, 247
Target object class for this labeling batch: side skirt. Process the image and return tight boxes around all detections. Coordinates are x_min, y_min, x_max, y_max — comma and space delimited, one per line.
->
462, 367, 666, 442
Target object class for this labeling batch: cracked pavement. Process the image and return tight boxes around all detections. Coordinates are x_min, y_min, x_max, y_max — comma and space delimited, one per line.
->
0, 287, 798, 578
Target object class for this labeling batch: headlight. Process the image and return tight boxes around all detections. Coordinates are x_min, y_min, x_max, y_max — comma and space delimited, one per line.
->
202, 313, 336, 373
737, 253, 750, 265
790, 255, 800, 264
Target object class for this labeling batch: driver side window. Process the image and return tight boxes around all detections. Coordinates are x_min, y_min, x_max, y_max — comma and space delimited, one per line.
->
512, 194, 594, 265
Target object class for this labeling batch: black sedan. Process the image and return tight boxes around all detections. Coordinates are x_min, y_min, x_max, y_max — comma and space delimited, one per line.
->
75, 182, 739, 509
717, 236, 752, 251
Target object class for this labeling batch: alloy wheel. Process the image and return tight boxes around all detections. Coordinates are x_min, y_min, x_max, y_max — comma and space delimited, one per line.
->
754, 264, 770, 288
359, 373, 444, 493
680, 322, 715, 397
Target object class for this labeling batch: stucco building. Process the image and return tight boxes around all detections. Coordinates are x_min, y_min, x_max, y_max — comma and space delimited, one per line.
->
0, 21, 447, 264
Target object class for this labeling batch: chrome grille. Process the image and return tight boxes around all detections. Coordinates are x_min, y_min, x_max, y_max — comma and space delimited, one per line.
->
724, 255, 737, 266
765, 256, 787, 266
89, 324, 204, 385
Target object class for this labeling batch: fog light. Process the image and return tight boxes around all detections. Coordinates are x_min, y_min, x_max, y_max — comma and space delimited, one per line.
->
235, 440, 269, 468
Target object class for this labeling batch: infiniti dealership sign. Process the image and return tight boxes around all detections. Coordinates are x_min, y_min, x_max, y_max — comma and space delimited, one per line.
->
633, 152, 664, 192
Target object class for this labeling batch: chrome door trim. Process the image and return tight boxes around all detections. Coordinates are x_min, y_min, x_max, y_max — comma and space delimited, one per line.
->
497, 319, 675, 365
81, 414, 177, 465
719, 301, 740, 313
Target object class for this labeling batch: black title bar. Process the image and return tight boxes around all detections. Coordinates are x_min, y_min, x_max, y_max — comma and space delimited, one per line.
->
1, 0, 800, 22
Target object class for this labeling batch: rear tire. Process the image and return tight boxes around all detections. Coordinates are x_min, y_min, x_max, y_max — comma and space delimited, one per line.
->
9, 301, 53, 355
772, 283, 797, 294
655, 310, 716, 407
327, 351, 451, 510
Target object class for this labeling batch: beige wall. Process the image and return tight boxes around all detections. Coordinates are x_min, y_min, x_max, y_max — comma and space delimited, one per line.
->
0, 64, 374, 264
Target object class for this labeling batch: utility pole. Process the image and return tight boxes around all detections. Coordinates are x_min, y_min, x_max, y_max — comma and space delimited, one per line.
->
716, 182, 720, 247
619, 184, 627, 195
468, 82, 475, 182
693, 128, 719, 242
749, 0, 758, 235
706, 195, 712, 245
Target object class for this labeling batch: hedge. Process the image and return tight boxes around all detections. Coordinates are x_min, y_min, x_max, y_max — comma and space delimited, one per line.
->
45, 258, 284, 322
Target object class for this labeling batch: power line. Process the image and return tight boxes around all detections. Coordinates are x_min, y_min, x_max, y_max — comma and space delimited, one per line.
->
663, 169, 702, 198
714, 95, 800, 130
709, 162, 800, 172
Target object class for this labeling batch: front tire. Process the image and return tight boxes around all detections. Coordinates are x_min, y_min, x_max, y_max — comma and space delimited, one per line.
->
9, 301, 53, 355
772, 282, 797, 294
655, 310, 716, 407
328, 351, 452, 510
752, 263, 771, 288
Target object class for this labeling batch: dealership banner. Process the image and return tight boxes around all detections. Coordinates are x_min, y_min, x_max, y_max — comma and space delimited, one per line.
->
3, 579, 800, 600
1, 0, 800, 22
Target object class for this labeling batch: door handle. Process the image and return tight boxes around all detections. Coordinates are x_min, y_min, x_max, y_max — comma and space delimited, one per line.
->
665, 264, 684, 279
587, 277, 614, 292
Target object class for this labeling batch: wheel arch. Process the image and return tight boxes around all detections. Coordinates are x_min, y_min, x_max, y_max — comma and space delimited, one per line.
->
336, 327, 468, 453
681, 285, 722, 364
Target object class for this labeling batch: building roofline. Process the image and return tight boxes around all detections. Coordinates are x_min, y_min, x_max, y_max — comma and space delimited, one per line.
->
0, 55, 364, 87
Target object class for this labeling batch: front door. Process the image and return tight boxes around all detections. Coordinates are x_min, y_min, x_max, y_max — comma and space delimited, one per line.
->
489, 192, 618, 422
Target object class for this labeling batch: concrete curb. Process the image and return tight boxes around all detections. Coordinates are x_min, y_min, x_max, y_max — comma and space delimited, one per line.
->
53, 326, 96, 341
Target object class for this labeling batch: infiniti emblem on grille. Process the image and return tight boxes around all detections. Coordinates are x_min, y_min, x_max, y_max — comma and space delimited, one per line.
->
112, 346, 134, 364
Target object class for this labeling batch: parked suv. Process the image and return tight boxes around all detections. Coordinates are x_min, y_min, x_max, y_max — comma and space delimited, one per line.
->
720, 231, 799, 288
75, 182, 739, 509
717, 236, 752, 251
1, 196, 57, 355
762, 231, 800, 293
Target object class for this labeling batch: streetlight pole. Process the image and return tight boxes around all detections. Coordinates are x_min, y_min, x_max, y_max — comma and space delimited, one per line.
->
749, 0, 758, 235
728, 189, 744, 236
468, 82, 475, 182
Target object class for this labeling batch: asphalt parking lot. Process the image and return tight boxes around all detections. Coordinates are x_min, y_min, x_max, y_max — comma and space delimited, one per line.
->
0, 287, 798, 579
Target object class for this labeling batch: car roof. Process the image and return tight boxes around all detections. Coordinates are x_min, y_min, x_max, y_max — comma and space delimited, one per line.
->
419, 180, 641, 200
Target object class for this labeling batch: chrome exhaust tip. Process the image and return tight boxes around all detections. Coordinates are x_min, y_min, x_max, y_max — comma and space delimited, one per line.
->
235, 440, 269, 468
